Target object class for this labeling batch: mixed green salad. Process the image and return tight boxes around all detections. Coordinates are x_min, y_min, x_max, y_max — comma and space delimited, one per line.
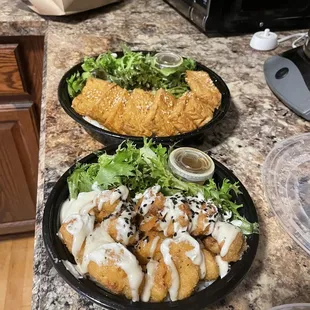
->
67, 140, 259, 235
67, 47, 196, 98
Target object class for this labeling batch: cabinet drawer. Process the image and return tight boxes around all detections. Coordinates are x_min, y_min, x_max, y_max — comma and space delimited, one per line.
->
0, 44, 26, 95
0, 103, 38, 234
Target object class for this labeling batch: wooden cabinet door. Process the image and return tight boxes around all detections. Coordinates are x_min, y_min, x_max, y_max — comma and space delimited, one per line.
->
0, 44, 26, 95
0, 103, 38, 234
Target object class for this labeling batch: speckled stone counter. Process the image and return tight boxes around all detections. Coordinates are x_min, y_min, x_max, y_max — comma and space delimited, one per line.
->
2, 0, 310, 309
0, 0, 47, 35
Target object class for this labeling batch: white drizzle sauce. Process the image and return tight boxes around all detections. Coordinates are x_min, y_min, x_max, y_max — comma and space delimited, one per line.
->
196, 280, 214, 292
94, 185, 129, 211
186, 194, 218, 235
60, 191, 98, 223
80, 223, 115, 273
175, 232, 206, 279
88, 243, 144, 302
114, 203, 138, 245
159, 194, 187, 236
230, 219, 243, 227
212, 221, 241, 257
222, 210, 232, 222
160, 239, 179, 301
62, 260, 83, 279
141, 260, 159, 302
215, 255, 229, 278
199, 249, 206, 279
65, 214, 95, 258
149, 236, 160, 258
137, 185, 161, 216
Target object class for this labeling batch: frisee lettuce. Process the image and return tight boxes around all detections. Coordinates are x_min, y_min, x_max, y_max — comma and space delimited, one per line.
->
67, 46, 196, 98
67, 139, 259, 235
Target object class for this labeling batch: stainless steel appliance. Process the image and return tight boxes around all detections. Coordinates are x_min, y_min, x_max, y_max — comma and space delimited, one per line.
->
164, 0, 310, 37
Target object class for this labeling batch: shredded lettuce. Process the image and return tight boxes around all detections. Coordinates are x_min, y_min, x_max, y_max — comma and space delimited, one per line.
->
67, 47, 196, 98
67, 139, 259, 235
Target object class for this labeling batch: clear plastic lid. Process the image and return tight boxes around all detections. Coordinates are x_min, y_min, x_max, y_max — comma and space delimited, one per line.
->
262, 133, 310, 255
270, 303, 310, 310
154, 52, 183, 68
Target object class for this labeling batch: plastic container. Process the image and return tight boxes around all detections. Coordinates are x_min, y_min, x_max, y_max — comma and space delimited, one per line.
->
43, 143, 259, 310
270, 303, 310, 310
154, 52, 183, 68
262, 133, 310, 255
58, 51, 231, 146
168, 147, 215, 184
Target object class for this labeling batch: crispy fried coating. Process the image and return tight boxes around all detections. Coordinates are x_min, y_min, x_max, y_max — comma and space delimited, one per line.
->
72, 79, 129, 134
152, 89, 194, 136
88, 243, 143, 299
150, 259, 169, 302
100, 87, 129, 133
165, 92, 197, 134
91, 188, 129, 222
185, 70, 221, 111
121, 89, 155, 136
202, 249, 219, 281
72, 71, 221, 137
190, 213, 212, 236
135, 231, 164, 265
221, 232, 245, 262
154, 200, 191, 237
167, 241, 200, 300
103, 217, 138, 246
72, 78, 115, 117
139, 216, 158, 232
58, 217, 91, 263
59, 222, 74, 253
136, 192, 166, 216
88, 261, 133, 298
140, 201, 191, 237
203, 236, 221, 255
204, 232, 246, 262
189, 201, 218, 236
91, 199, 121, 223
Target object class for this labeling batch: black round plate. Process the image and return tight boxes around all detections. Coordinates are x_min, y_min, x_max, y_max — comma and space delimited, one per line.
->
58, 51, 230, 145
43, 143, 259, 310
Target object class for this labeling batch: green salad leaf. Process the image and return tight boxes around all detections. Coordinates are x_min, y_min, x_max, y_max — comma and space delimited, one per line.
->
67, 139, 259, 235
67, 47, 196, 98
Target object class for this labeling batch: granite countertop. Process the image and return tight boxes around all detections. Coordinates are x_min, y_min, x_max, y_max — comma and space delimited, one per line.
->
1, 1, 310, 309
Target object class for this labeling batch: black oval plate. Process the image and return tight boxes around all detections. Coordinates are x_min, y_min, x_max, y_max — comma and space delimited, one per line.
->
58, 51, 230, 145
43, 144, 259, 310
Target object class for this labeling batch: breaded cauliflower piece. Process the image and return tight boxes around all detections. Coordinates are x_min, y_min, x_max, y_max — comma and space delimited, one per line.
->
202, 249, 219, 281
203, 236, 221, 255
134, 231, 164, 265
221, 232, 246, 262
167, 241, 200, 300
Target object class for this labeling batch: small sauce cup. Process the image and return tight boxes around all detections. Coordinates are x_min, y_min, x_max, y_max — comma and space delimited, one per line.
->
168, 147, 215, 185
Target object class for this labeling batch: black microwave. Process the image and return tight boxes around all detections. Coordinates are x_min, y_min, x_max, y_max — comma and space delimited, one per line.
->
164, 0, 310, 36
